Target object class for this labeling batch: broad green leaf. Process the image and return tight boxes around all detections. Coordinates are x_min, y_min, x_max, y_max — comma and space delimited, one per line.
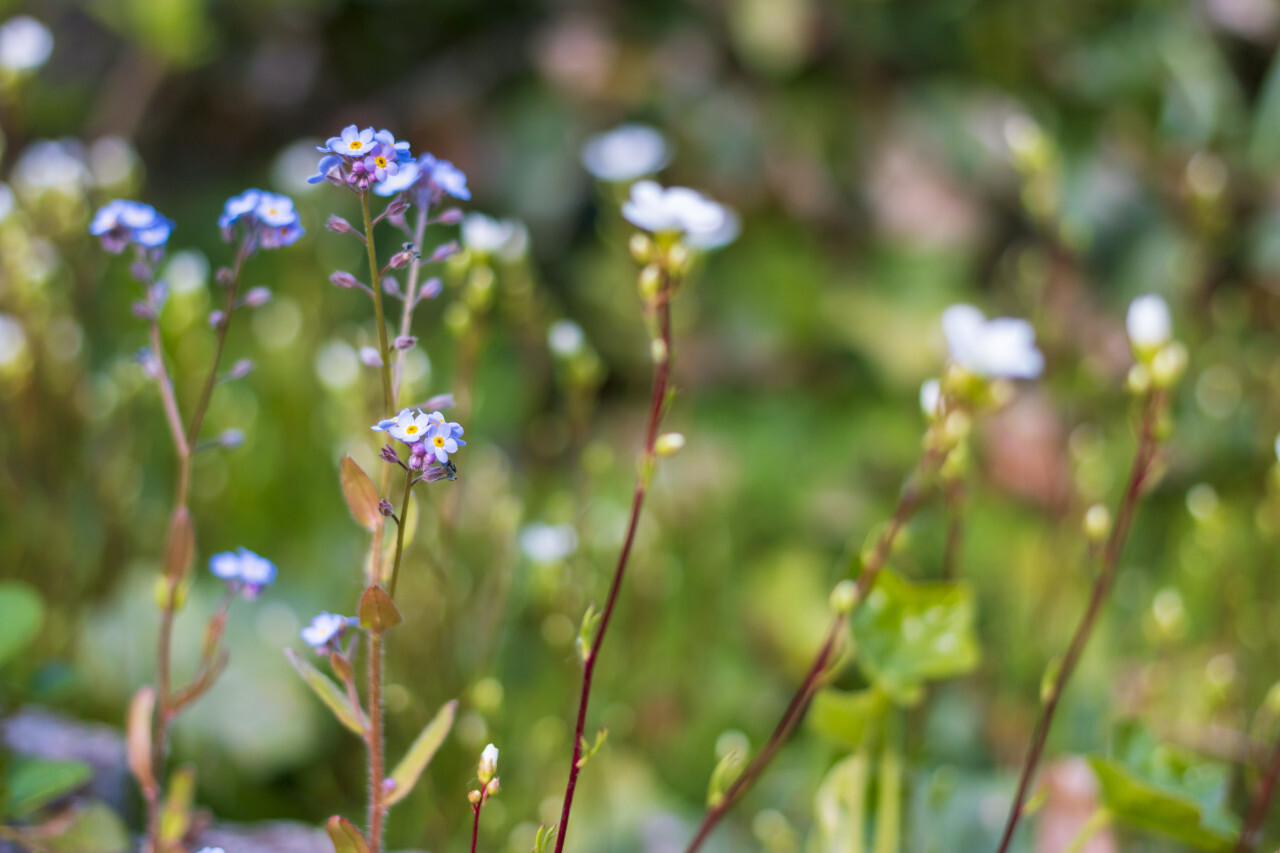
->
327, 815, 372, 853
385, 699, 457, 806
849, 571, 979, 706
807, 687, 889, 750
1089, 756, 1236, 851
341, 455, 381, 531
359, 584, 401, 634
0, 581, 44, 668
285, 648, 368, 735
32, 800, 130, 853
4, 759, 93, 818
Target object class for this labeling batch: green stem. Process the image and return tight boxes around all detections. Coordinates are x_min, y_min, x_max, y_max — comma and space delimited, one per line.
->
388, 469, 413, 599
872, 713, 902, 853
1063, 809, 1111, 853
186, 242, 247, 446
361, 190, 393, 414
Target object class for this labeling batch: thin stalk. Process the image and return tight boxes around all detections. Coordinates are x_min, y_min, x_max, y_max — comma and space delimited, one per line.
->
872, 713, 902, 853
552, 282, 675, 853
361, 190, 394, 413
388, 470, 413, 599
993, 393, 1163, 853
186, 243, 247, 445
1233, 732, 1280, 853
683, 449, 944, 853
470, 799, 484, 853
684, 617, 846, 853
1064, 809, 1111, 853
393, 205, 429, 406
367, 633, 385, 852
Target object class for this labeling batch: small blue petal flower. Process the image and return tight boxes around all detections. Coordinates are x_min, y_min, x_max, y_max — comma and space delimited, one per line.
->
219, 188, 304, 252
219, 189, 261, 230
331, 125, 375, 157
301, 611, 357, 651
208, 547, 277, 599
425, 155, 470, 200
424, 418, 463, 464
308, 154, 344, 185
89, 199, 173, 253
254, 192, 297, 227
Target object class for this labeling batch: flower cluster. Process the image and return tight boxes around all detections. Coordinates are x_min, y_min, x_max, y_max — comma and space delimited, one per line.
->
301, 611, 358, 653
374, 152, 472, 204
209, 547, 278, 599
309, 126, 414, 191
1125, 293, 1186, 390
219, 189, 305, 250
89, 200, 173, 254
940, 304, 1044, 380
373, 408, 466, 468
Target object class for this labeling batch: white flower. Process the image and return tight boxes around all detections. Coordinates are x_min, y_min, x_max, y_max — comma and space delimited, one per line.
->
1126, 294, 1172, 350
195, 849, 227, 853
920, 378, 941, 416
941, 304, 1043, 379
0, 314, 26, 369
519, 523, 578, 563
685, 204, 740, 250
622, 181, 727, 240
580, 124, 670, 182
0, 16, 53, 73
12, 140, 89, 196
301, 612, 352, 649
463, 211, 517, 252
478, 743, 499, 782
548, 320, 585, 358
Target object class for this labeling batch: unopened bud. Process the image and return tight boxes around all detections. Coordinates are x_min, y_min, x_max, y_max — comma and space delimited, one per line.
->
385, 197, 411, 218
329, 651, 353, 683
1151, 342, 1188, 388
629, 233, 653, 264
215, 267, 234, 286
220, 429, 245, 449
431, 241, 460, 263
360, 346, 384, 368
478, 743, 499, 784
667, 242, 691, 273
423, 393, 455, 411
388, 250, 413, 270
1083, 504, 1111, 542
638, 264, 662, 299
377, 499, 394, 518
330, 270, 359, 289
243, 286, 271, 307
420, 277, 443, 301
379, 445, 401, 465
227, 358, 254, 380
130, 262, 153, 283
655, 433, 685, 457
394, 335, 417, 350
382, 276, 402, 296
132, 301, 155, 320
208, 310, 226, 329
650, 337, 668, 364
468, 789, 482, 805
326, 215, 354, 234
440, 208, 464, 225
830, 579, 858, 616
486, 778, 500, 796
1127, 363, 1151, 396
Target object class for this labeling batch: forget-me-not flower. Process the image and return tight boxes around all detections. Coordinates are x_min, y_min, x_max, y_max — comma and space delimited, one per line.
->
941, 304, 1044, 380
89, 200, 173, 253
424, 416, 465, 464
622, 181, 727, 241
301, 611, 358, 652
326, 125, 375, 158
580, 124, 670, 183
219, 189, 304, 249
374, 153, 471, 202
209, 547, 277, 599
373, 408, 433, 443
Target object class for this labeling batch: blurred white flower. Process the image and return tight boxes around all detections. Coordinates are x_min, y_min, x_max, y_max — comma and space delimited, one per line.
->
163, 250, 209, 295
1126, 294, 1172, 350
548, 319, 585, 358
686, 204, 740, 250
622, 181, 727, 240
0, 183, 13, 221
580, 124, 670, 182
0, 16, 53, 73
0, 314, 28, 369
941, 304, 1043, 379
88, 137, 140, 188
920, 378, 941, 416
12, 140, 90, 197
519, 523, 578, 563
478, 743, 499, 782
462, 213, 528, 261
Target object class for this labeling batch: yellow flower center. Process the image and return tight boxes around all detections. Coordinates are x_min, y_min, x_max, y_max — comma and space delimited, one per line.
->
266, 208, 277, 215
405, 425, 419, 435
350, 140, 363, 150
433, 436, 446, 447
375, 156, 388, 168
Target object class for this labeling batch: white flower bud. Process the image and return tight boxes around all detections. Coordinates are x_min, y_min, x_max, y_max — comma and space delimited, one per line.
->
478, 743, 498, 784
654, 433, 685, 457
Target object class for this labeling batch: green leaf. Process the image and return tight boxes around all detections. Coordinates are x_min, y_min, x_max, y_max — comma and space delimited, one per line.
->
285, 648, 368, 736
341, 455, 381, 531
0, 581, 45, 668
359, 584, 401, 635
31, 800, 130, 853
4, 759, 93, 819
849, 571, 979, 706
1089, 756, 1236, 851
327, 815, 372, 853
532, 823, 559, 853
706, 748, 745, 808
125, 687, 156, 797
159, 765, 196, 842
385, 699, 457, 806
811, 752, 870, 853
807, 687, 890, 750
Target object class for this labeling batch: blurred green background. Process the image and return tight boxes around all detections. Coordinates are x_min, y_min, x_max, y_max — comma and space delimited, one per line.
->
5, 0, 1280, 850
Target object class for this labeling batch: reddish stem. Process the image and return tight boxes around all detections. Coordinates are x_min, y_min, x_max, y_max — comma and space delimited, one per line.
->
1233, 732, 1280, 852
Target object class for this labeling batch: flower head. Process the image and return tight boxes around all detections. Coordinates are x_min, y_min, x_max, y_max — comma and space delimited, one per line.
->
219, 189, 304, 250
360, 143, 401, 184
373, 408, 432, 444
622, 181, 727, 241
424, 415, 465, 464
373, 129, 413, 162
1126, 294, 1172, 351
301, 611, 358, 652
374, 153, 471, 202
89, 200, 173, 254
209, 547, 277, 599
581, 124, 670, 182
941, 304, 1043, 379
0, 16, 52, 74
325, 125, 375, 158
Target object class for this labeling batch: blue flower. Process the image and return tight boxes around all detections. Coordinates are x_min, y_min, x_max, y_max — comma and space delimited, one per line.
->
209, 547, 277, 599
423, 412, 465, 464
301, 611, 358, 652
325, 124, 375, 157
361, 143, 400, 184
219, 189, 305, 250
424, 155, 470, 200
374, 129, 413, 162
89, 200, 173, 253
307, 154, 344, 185
373, 153, 470, 201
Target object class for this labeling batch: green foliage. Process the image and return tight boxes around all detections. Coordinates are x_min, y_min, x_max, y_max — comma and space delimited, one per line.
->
3, 758, 93, 819
284, 648, 368, 736
0, 581, 44, 668
326, 815, 372, 853
807, 688, 890, 750
385, 699, 457, 807
1088, 724, 1240, 850
706, 746, 744, 808
849, 571, 980, 706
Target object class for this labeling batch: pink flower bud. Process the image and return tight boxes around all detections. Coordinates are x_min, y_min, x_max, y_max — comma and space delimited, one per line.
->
330, 271, 359, 289
243, 286, 271, 307
394, 336, 417, 350
208, 310, 226, 328
326, 215, 354, 234
439, 208, 464, 225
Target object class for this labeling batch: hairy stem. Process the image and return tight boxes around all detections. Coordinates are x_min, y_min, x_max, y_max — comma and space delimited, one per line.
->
393, 205, 429, 407
388, 470, 413, 599
553, 282, 675, 853
1233, 732, 1280, 853
362, 190, 394, 414
993, 393, 1163, 853
367, 633, 385, 852
186, 243, 246, 446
